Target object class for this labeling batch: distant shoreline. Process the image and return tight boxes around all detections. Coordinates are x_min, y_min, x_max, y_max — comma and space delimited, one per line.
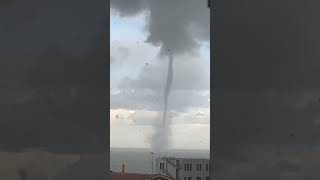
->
110, 147, 210, 151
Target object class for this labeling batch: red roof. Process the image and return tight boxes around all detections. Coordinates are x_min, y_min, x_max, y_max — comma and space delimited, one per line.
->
110, 172, 175, 180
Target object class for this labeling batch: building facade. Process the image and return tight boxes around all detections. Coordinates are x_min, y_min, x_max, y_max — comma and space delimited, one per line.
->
155, 157, 210, 180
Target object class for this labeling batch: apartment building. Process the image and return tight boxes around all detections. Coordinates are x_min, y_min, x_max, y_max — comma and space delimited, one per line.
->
155, 157, 210, 180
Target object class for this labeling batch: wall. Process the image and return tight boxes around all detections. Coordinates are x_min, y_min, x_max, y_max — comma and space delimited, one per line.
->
177, 159, 210, 180
156, 158, 210, 180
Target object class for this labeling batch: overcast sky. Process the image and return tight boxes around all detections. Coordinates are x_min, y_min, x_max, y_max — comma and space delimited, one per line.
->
110, 1, 210, 150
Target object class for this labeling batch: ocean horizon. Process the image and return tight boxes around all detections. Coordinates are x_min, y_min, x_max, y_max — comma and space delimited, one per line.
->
110, 147, 210, 173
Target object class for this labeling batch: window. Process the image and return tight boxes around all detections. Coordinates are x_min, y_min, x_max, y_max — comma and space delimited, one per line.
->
184, 177, 192, 180
160, 163, 165, 171
196, 164, 202, 171
206, 164, 209, 171
196, 177, 201, 180
206, 177, 210, 180
184, 163, 193, 171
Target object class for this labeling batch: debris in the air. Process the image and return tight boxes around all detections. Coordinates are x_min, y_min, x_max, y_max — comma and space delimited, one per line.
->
146, 62, 149, 66
116, 114, 119, 119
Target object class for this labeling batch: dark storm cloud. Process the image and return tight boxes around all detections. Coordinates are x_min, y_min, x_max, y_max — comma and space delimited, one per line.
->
214, 0, 320, 176
0, 0, 107, 153
110, 0, 148, 17
146, 0, 209, 55
111, 0, 209, 56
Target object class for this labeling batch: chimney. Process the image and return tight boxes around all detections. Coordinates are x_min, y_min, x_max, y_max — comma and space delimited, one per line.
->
121, 164, 125, 173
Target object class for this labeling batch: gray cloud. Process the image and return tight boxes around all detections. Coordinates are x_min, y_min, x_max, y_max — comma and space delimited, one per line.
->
128, 110, 161, 126
110, 0, 148, 17
111, 0, 209, 56
119, 55, 210, 92
110, 56, 115, 64
111, 108, 210, 127
117, 46, 130, 59
111, 88, 209, 112
111, 54, 209, 113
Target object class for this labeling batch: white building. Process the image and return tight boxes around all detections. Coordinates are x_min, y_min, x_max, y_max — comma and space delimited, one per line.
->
155, 157, 210, 180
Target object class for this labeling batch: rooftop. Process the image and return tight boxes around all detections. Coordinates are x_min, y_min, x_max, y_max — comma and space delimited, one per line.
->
110, 171, 176, 180
158, 157, 210, 161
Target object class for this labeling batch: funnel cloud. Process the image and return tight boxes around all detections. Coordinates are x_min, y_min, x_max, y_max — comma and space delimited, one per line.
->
152, 50, 174, 153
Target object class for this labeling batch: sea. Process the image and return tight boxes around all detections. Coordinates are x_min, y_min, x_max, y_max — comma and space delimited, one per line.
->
110, 148, 210, 173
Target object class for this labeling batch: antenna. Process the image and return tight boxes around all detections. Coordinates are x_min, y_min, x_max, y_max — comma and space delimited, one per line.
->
151, 152, 154, 174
